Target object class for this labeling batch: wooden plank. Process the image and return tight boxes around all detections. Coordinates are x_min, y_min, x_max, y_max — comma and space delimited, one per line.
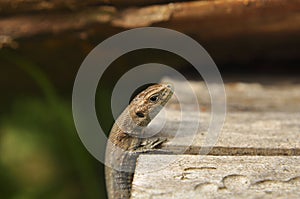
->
0, 0, 191, 14
113, 0, 300, 39
1, 0, 300, 41
130, 76, 300, 198
107, 0, 190, 7
131, 155, 300, 199
111, 0, 300, 63
1, 1, 300, 64
150, 111, 300, 155
162, 78, 300, 112
0, 6, 115, 39
0, 0, 104, 14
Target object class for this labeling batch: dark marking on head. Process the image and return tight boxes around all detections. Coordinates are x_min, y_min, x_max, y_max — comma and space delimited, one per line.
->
135, 112, 145, 118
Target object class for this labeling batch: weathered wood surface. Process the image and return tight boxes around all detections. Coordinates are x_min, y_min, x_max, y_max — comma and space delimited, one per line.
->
154, 79, 300, 154
131, 79, 300, 198
131, 155, 300, 199
154, 111, 300, 155
163, 78, 300, 112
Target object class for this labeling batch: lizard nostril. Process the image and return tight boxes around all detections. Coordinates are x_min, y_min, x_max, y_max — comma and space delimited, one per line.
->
136, 112, 145, 118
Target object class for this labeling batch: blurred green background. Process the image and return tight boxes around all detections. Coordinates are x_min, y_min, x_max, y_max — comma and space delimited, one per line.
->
0, 48, 108, 198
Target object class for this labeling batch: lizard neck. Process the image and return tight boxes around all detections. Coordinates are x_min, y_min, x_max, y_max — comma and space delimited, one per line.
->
114, 107, 146, 135
109, 107, 144, 150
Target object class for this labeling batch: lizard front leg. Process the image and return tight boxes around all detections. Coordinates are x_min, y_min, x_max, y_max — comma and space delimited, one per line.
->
133, 137, 169, 153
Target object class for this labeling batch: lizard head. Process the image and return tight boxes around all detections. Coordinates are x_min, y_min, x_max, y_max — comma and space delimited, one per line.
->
129, 83, 174, 127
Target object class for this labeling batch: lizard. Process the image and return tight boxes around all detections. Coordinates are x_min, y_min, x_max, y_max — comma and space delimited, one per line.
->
105, 83, 174, 199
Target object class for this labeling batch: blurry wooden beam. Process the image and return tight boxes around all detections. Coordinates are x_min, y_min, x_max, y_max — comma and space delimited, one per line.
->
0, 0, 300, 64
0, 0, 193, 14
107, 0, 194, 7
1, 0, 300, 40
112, 0, 300, 40
0, 7, 116, 39
0, 0, 103, 14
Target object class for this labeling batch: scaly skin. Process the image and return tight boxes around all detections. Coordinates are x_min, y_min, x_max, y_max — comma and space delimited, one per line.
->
105, 83, 173, 199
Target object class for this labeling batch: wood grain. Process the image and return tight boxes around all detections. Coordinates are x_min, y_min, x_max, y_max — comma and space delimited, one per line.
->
132, 155, 300, 198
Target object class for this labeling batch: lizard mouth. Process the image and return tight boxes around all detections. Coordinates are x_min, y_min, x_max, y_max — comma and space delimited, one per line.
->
162, 83, 174, 92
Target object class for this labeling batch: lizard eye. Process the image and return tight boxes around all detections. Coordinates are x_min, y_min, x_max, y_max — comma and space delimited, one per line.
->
149, 94, 159, 102
136, 112, 145, 118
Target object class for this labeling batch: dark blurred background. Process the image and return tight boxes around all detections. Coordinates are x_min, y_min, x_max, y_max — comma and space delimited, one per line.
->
1, 0, 300, 198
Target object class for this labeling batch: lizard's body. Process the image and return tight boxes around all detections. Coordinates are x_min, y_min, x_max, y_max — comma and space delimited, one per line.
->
105, 83, 173, 199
